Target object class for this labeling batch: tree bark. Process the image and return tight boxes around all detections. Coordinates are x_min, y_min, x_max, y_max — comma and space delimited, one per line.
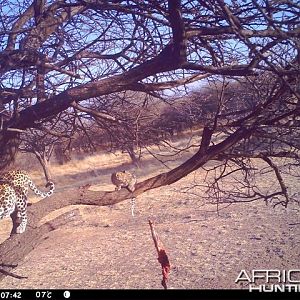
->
33, 150, 52, 182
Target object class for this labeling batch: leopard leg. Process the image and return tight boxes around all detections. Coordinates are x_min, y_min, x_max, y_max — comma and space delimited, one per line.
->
0, 189, 16, 219
0, 202, 15, 219
15, 194, 28, 234
127, 183, 136, 192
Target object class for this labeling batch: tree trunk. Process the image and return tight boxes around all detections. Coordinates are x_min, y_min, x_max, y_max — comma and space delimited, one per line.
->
33, 150, 52, 182
126, 146, 140, 169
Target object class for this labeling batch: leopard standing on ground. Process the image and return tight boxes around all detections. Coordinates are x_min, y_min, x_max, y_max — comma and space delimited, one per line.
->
0, 170, 55, 234
111, 170, 137, 192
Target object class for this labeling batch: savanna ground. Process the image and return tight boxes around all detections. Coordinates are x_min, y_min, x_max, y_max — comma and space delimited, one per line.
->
0, 134, 299, 289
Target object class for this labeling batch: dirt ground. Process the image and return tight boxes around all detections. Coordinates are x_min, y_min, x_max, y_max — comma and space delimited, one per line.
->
1, 169, 300, 289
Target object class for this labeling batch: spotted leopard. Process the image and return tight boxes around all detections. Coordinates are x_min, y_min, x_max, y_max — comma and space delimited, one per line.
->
111, 170, 137, 192
0, 170, 55, 234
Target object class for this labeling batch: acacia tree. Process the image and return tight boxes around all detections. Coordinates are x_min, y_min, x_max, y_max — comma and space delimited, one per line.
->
0, 0, 299, 279
20, 128, 71, 180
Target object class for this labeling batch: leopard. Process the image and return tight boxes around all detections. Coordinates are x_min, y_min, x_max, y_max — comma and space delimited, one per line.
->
0, 170, 55, 234
111, 170, 137, 192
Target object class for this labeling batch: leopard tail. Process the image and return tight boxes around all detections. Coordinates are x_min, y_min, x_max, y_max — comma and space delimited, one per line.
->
28, 180, 55, 198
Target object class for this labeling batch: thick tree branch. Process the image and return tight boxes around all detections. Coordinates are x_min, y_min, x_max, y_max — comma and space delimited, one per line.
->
71, 102, 120, 123
0, 125, 253, 279
183, 62, 257, 76
5, 3, 35, 51
4, 44, 180, 131
168, 0, 187, 64
128, 73, 210, 92
186, 27, 300, 39
21, 2, 85, 50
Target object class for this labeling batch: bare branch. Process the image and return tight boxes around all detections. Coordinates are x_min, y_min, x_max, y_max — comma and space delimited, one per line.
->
262, 156, 289, 207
